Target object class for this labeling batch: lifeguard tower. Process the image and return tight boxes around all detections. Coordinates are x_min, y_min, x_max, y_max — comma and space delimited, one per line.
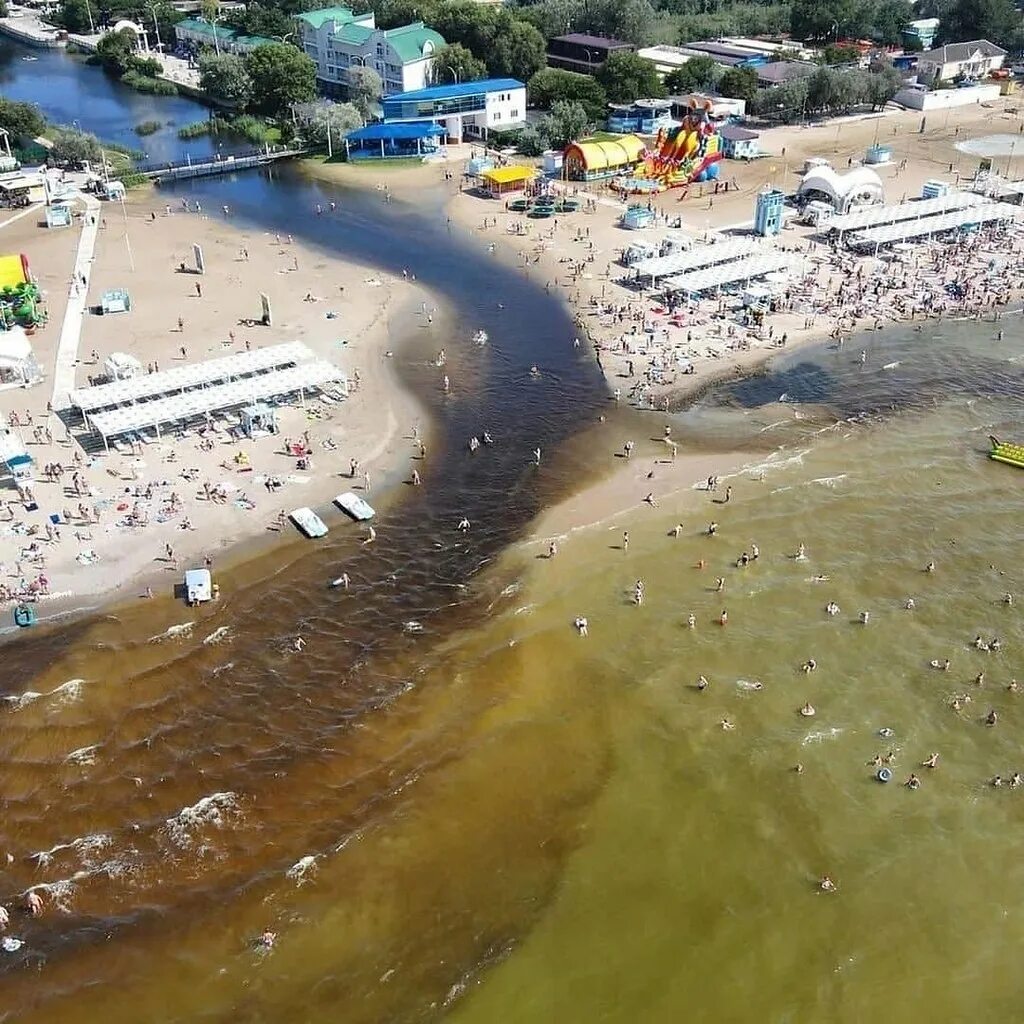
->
754, 187, 785, 236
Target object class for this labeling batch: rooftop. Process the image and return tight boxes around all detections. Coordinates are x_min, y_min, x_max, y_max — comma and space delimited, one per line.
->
384, 22, 445, 63
919, 39, 1007, 63
550, 33, 633, 49
756, 60, 816, 84
719, 124, 760, 140
347, 122, 445, 141
294, 6, 367, 29
383, 78, 524, 104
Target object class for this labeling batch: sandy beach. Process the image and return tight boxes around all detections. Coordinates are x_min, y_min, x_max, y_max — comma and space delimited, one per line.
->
0, 189, 438, 617
443, 98, 1024, 411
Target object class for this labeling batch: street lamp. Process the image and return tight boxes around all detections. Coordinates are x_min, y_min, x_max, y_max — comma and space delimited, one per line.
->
275, 31, 295, 44
443, 63, 459, 84
148, 2, 162, 53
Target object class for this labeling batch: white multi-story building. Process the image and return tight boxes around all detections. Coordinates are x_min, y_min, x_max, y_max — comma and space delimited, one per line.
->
295, 6, 445, 98
381, 79, 526, 141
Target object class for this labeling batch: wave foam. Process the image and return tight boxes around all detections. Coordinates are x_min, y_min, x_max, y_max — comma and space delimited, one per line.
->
164, 792, 241, 848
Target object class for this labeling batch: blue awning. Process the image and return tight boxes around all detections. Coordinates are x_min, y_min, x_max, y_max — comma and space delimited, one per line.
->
346, 122, 445, 142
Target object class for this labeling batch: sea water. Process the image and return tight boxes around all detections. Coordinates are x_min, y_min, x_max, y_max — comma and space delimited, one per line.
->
2, 321, 1024, 1022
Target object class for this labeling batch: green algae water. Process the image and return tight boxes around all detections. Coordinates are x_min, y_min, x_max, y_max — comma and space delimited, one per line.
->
444, 330, 1024, 1024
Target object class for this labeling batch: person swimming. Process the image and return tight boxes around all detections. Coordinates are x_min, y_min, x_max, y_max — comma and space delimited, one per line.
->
922, 752, 939, 768
904, 597, 916, 610
687, 613, 696, 629
859, 610, 870, 625
930, 658, 950, 671
825, 601, 840, 616
819, 875, 837, 893
795, 543, 806, 560
697, 674, 709, 691
574, 616, 588, 636
906, 774, 921, 790
801, 658, 817, 673
800, 702, 815, 717
718, 609, 728, 626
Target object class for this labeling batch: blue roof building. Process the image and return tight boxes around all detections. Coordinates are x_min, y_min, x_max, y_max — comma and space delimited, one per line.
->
344, 121, 445, 160
382, 78, 526, 141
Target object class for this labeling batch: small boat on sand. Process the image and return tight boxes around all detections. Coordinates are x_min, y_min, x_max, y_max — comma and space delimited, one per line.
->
290, 507, 328, 538
334, 492, 375, 521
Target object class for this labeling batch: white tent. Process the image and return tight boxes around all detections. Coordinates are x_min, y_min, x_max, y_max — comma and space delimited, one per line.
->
798, 165, 884, 214
848, 203, 1021, 249
0, 328, 41, 386
631, 239, 762, 284
663, 252, 800, 295
829, 192, 987, 234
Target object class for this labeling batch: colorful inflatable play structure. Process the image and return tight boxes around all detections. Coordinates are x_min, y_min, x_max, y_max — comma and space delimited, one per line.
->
613, 99, 723, 195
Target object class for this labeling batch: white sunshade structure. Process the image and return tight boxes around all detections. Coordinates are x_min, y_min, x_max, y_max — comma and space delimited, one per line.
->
87, 360, 345, 450
69, 341, 317, 418
828, 192, 988, 234
663, 252, 801, 296
848, 203, 1022, 250
631, 239, 762, 284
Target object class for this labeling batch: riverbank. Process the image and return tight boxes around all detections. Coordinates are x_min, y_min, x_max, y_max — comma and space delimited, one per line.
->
0, 189, 438, 620
437, 100, 1024, 412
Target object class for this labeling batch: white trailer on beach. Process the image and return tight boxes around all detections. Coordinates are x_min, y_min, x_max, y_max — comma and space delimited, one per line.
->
290, 507, 328, 538
184, 567, 212, 605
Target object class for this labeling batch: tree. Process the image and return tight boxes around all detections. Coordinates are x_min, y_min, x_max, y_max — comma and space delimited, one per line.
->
50, 128, 102, 167
527, 68, 607, 119
0, 98, 45, 140
291, 100, 362, 146
516, 124, 550, 156
663, 54, 718, 94
717, 66, 758, 103
244, 43, 316, 116
346, 66, 383, 120
198, 51, 253, 108
595, 51, 664, 103
488, 18, 547, 81
936, 0, 1022, 49
56, 0, 95, 33
541, 98, 590, 147
226, 2, 295, 39
790, 0, 876, 42
820, 43, 862, 65
429, 43, 487, 85
96, 27, 137, 76
870, 0, 913, 45
865, 64, 904, 107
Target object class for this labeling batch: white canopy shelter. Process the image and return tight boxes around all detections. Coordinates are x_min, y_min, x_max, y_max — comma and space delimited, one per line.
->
662, 252, 800, 295
848, 204, 1022, 249
69, 341, 316, 417
829, 192, 988, 234
631, 239, 763, 284
87, 360, 344, 450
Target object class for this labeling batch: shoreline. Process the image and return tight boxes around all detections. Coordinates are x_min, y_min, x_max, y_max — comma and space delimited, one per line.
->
0, 187, 443, 629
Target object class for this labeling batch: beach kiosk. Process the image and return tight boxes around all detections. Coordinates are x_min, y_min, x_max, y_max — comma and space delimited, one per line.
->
184, 567, 212, 605
479, 166, 535, 197
100, 289, 131, 315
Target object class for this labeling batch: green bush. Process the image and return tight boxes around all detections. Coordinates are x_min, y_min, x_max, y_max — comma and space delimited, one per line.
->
121, 72, 178, 96
134, 120, 162, 136
227, 113, 275, 142
115, 170, 149, 188
177, 120, 213, 139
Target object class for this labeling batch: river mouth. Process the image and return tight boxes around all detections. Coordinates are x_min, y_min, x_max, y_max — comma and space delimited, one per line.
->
6, 39, 1024, 1022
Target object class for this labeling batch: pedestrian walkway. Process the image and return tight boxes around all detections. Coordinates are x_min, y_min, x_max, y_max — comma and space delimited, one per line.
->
51, 192, 100, 411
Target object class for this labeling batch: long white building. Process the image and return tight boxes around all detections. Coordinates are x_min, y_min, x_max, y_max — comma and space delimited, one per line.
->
295, 6, 445, 98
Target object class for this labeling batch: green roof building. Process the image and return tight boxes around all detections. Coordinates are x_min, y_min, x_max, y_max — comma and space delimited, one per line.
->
174, 18, 275, 55
295, 5, 445, 98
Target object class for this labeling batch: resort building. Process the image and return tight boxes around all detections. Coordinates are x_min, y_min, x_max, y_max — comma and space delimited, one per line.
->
637, 42, 762, 78
563, 136, 645, 182
546, 34, 634, 75
173, 18, 274, 55
755, 60, 816, 89
916, 39, 1006, 83
381, 79, 526, 141
295, 6, 445, 98
719, 124, 760, 160
606, 99, 674, 135
902, 18, 940, 52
